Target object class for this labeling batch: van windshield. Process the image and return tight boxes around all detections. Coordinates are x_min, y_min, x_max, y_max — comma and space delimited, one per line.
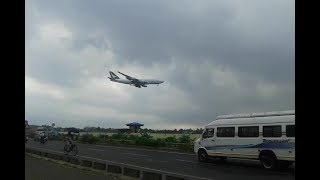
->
203, 128, 214, 139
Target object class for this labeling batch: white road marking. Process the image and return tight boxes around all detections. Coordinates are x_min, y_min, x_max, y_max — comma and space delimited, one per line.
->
146, 159, 168, 163
87, 148, 106, 152
123, 153, 148, 157
175, 159, 197, 163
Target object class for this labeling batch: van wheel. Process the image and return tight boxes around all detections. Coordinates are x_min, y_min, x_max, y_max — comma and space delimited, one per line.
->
260, 156, 277, 170
198, 149, 208, 162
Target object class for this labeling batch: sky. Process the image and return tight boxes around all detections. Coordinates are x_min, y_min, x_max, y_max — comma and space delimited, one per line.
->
25, 0, 295, 130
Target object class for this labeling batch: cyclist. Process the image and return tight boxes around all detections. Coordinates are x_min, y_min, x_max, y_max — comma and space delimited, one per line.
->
65, 131, 75, 152
40, 132, 48, 144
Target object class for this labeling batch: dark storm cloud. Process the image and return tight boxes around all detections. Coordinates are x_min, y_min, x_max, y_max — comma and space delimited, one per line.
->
28, 0, 294, 83
26, 0, 294, 129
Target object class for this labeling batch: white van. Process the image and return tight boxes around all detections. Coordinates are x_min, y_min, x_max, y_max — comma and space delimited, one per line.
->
194, 110, 295, 170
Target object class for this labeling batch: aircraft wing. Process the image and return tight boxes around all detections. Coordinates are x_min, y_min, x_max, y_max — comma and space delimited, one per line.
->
118, 71, 139, 82
118, 71, 148, 87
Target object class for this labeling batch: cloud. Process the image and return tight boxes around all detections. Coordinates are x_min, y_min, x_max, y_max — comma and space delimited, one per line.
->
39, 23, 73, 42
26, 0, 295, 129
26, 76, 66, 100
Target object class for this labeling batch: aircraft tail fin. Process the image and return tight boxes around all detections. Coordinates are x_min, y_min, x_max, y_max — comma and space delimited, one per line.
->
109, 71, 120, 79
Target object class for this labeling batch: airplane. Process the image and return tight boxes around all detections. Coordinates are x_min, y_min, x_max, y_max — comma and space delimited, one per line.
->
108, 71, 164, 88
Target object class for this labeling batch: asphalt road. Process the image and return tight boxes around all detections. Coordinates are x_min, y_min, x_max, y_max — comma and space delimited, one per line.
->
26, 140, 295, 180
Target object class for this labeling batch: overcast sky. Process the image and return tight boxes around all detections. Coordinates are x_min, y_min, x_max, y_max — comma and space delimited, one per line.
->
25, 0, 295, 130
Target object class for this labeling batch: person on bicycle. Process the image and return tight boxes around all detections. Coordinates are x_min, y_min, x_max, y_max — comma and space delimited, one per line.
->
65, 131, 75, 151
40, 132, 48, 143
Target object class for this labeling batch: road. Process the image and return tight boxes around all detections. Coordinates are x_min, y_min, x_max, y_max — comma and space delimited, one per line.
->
26, 140, 295, 180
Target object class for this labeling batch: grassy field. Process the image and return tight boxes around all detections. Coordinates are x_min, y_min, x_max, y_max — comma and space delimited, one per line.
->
61, 132, 201, 140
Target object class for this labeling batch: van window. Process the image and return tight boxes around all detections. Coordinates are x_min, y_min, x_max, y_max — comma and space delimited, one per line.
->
286, 125, 295, 137
202, 128, 214, 139
238, 126, 259, 137
263, 125, 281, 137
217, 127, 235, 137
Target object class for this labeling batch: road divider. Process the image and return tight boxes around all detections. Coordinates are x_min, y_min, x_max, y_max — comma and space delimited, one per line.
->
93, 162, 106, 170
81, 160, 93, 167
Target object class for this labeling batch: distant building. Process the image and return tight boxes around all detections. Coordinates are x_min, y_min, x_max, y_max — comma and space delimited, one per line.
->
126, 122, 144, 133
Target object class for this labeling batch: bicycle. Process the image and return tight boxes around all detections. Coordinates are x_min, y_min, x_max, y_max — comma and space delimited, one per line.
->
63, 140, 78, 156
40, 136, 48, 145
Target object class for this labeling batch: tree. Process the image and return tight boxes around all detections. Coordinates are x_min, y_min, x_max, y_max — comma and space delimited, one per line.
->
178, 129, 184, 133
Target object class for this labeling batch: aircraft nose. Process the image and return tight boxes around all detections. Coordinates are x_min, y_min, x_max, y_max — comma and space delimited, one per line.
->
160, 80, 164, 84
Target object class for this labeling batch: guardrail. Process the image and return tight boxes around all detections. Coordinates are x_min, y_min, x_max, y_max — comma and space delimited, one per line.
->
25, 147, 210, 180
